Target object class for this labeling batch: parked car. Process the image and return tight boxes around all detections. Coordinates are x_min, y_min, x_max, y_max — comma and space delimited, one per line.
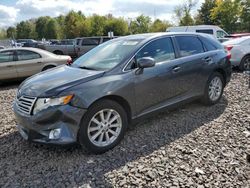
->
0, 47, 72, 81
13, 33, 231, 153
223, 36, 250, 71
226, 33, 250, 39
43, 39, 77, 57
167, 25, 229, 43
76, 36, 116, 57
16, 39, 41, 48
0, 46, 4, 49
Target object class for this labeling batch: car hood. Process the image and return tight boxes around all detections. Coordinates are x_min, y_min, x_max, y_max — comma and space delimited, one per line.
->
18, 65, 105, 97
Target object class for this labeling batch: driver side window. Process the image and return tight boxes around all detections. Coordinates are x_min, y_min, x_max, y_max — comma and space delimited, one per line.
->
136, 37, 175, 64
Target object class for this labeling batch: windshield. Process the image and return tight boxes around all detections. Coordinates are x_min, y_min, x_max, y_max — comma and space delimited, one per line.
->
72, 38, 142, 71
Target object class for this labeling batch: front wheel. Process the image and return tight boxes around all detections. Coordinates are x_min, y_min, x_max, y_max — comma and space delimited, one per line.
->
78, 99, 128, 154
201, 72, 224, 105
240, 55, 250, 71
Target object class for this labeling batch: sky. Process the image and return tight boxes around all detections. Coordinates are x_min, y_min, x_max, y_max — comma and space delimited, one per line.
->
0, 0, 204, 28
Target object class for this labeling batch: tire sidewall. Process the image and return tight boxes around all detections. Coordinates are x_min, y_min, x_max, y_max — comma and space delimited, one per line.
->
240, 55, 250, 71
203, 72, 224, 105
78, 99, 128, 154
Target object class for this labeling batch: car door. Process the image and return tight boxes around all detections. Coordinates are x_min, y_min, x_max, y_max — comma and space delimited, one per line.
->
16, 50, 43, 78
79, 38, 101, 56
0, 50, 17, 80
169, 35, 207, 96
133, 37, 180, 115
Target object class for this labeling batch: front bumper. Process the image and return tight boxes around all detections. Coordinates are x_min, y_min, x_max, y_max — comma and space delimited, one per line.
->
13, 101, 86, 145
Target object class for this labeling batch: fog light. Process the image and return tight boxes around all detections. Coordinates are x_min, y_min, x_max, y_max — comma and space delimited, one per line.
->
49, 128, 61, 140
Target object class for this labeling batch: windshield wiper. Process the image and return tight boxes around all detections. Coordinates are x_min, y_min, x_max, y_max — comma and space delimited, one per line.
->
79, 66, 97, 71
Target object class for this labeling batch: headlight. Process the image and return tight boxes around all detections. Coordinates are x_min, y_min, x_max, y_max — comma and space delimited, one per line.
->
33, 95, 74, 115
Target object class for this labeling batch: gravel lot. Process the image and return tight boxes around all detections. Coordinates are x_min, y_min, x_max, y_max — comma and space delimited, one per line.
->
0, 73, 249, 187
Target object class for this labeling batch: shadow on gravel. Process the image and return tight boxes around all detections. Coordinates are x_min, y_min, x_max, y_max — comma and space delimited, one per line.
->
0, 97, 228, 187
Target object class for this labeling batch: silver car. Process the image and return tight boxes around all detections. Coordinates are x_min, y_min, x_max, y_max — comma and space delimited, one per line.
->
0, 47, 72, 81
223, 36, 250, 71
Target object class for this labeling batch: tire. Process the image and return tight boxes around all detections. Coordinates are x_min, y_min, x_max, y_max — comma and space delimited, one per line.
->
239, 55, 250, 71
42, 65, 55, 71
201, 72, 224, 106
78, 99, 128, 154
53, 50, 63, 55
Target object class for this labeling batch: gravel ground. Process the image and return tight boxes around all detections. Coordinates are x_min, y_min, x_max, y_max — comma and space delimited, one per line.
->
0, 73, 249, 188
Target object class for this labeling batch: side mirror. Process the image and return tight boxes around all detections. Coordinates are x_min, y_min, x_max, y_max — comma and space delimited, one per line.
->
137, 57, 156, 69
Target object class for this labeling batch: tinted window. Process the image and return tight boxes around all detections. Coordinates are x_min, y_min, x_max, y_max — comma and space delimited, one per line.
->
136, 37, 175, 63
103, 38, 111, 43
175, 36, 204, 57
200, 37, 217, 51
82, 38, 100, 46
0, 51, 14, 63
17, 50, 41, 61
196, 29, 213, 35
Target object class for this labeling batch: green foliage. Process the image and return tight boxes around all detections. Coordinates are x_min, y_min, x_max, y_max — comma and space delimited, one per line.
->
211, 0, 241, 33
16, 21, 37, 39
130, 15, 151, 34
7, 27, 16, 38
90, 14, 107, 36
0, 29, 6, 39
149, 19, 172, 32
174, 0, 197, 26
195, 0, 216, 25
104, 17, 128, 36
35, 16, 51, 39
240, 0, 250, 32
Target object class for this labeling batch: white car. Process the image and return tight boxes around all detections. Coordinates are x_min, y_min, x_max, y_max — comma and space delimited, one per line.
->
223, 36, 250, 71
166, 25, 229, 42
0, 47, 72, 81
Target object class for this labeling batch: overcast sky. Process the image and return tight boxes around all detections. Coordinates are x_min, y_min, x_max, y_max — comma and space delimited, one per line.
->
0, 0, 204, 28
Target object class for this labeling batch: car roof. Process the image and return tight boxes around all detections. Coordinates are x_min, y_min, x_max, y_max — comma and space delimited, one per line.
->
0, 47, 56, 57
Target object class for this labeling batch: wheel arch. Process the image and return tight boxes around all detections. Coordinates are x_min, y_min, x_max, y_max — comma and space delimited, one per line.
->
213, 68, 226, 86
88, 95, 132, 124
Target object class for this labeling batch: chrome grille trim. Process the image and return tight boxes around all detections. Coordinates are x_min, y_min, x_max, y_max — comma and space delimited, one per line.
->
16, 96, 37, 115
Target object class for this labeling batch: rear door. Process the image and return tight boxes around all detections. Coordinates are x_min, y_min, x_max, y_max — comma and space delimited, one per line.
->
169, 35, 207, 95
16, 50, 43, 78
0, 50, 17, 80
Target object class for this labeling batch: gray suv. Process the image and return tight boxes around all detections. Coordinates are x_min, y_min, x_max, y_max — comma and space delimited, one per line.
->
13, 33, 231, 153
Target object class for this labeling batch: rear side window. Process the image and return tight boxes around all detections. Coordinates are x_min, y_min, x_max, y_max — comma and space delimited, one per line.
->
136, 37, 175, 63
175, 36, 204, 57
196, 29, 214, 35
17, 50, 41, 61
82, 38, 100, 46
0, 51, 14, 63
199, 37, 217, 51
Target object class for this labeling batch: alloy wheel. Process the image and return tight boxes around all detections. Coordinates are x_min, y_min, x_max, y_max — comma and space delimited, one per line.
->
208, 76, 223, 102
87, 109, 122, 147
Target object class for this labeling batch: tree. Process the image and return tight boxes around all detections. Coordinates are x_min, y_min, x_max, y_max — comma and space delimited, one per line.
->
65, 11, 85, 38
104, 17, 128, 36
6, 27, 16, 39
211, 0, 241, 33
240, 0, 250, 32
195, 0, 216, 25
129, 15, 151, 34
0, 29, 6, 39
90, 14, 107, 36
46, 19, 60, 39
149, 19, 172, 32
174, 0, 197, 26
16, 21, 37, 39
35, 16, 50, 39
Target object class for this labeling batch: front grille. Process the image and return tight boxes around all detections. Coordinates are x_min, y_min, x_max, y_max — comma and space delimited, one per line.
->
16, 96, 37, 115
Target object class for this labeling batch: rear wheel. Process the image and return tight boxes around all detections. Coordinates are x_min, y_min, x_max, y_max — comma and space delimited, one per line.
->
201, 72, 224, 105
78, 99, 128, 154
239, 55, 250, 71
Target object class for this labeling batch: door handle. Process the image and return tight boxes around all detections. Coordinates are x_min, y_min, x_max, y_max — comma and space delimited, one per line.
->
172, 66, 181, 73
37, 62, 42, 64
203, 57, 212, 63
6, 65, 13, 68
